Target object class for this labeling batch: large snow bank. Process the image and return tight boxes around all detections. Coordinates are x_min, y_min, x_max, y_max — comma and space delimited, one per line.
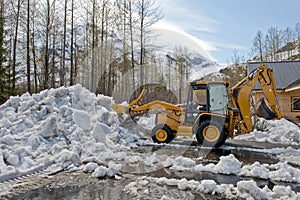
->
235, 118, 300, 145
0, 84, 141, 175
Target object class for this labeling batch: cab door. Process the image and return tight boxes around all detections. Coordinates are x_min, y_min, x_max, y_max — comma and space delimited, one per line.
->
184, 85, 208, 125
207, 83, 229, 115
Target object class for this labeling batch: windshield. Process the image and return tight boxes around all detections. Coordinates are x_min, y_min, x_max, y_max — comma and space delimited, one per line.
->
186, 85, 207, 111
208, 83, 229, 115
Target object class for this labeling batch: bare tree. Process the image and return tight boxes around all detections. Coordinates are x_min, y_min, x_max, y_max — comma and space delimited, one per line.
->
0, 0, 4, 71
135, 0, 162, 86
91, 0, 96, 91
264, 27, 282, 61
128, 0, 135, 88
0, 0, 6, 95
30, 0, 38, 92
283, 27, 296, 44
50, 0, 58, 88
99, 0, 110, 94
43, 0, 51, 89
70, 0, 74, 86
11, 0, 23, 90
252, 30, 264, 61
231, 48, 242, 65
295, 22, 300, 39
283, 27, 296, 59
60, 0, 68, 86
26, 0, 31, 93
295, 22, 300, 51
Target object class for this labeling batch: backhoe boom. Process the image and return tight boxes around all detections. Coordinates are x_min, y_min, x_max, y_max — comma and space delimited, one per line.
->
230, 64, 282, 134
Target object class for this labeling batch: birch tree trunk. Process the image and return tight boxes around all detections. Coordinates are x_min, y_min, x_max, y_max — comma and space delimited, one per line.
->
26, 0, 31, 93
61, 0, 67, 86
44, 0, 51, 89
12, 0, 22, 90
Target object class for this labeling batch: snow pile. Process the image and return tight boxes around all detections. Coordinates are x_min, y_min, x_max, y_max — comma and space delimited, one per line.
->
214, 154, 241, 174
144, 153, 158, 166
237, 180, 299, 200
123, 177, 236, 199
235, 118, 300, 145
123, 176, 300, 199
136, 114, 156, 130
164, 154, 300, 183
0, 84, 140, 176
240, 162, 269, 179
166, 156, 196, 171
213, 154, 300, 183
164, 154, 242, 175
196, 154, 242, 175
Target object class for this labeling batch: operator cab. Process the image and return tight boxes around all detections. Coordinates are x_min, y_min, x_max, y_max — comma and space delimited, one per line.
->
185, 81, 229, 124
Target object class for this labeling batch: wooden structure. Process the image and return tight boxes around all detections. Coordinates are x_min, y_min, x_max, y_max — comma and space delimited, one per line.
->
248, 61, 300, 122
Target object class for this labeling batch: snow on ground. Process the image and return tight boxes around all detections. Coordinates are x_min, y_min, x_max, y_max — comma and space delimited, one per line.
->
165, 153, 300, 184
1, 84, 300, 199
119, 153, 300, 199
235, 117, 300, 145
123, 175, 300, 199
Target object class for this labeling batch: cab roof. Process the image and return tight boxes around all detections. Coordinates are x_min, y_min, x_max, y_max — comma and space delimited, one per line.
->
188, 81, 229, 87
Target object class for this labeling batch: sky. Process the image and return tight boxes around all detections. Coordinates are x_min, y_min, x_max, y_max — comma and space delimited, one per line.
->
154, 0, 300, 64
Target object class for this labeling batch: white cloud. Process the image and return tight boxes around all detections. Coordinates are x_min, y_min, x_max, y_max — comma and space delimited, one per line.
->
155, 0, 248, 62
152, 20, 218, 52
157, 0, 219, 33
154, 0, 221, 53
151, 27, 217, 61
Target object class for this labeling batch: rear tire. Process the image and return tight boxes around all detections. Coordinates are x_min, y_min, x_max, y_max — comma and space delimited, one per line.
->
196, 120, 227, 147
151, 124, 175, 144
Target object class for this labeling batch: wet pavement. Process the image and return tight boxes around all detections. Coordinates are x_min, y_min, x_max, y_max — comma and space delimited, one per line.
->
134, 141, 280, 165
8, 171, 224, 200
128, 144, 300, 190
9, 171, 131, 200
8, 163, 300, 200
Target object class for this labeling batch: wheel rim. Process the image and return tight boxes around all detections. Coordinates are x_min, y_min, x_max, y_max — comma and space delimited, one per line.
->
203, 125, 220, 142
156, 129, 168, 142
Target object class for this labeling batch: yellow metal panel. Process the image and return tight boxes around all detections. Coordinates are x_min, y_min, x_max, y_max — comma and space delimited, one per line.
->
176, 125, 193, 137
112, 104, 128, 114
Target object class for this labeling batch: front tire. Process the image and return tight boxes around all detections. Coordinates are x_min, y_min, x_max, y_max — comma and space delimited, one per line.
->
151, 124, 175, 144
196, 120, 227, 147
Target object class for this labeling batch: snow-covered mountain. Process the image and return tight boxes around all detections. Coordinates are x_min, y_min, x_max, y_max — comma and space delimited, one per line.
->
152, 28, 213, 60
151, 28, 221, 81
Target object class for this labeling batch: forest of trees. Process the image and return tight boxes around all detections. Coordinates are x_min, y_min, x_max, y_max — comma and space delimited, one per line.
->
1, 0, 299, 105
0, 0, 195, 104
251, 22, 300, 62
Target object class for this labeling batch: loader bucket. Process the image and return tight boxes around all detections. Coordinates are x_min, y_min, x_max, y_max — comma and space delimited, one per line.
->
256, 98, 277, 120
112, 104, 129, 114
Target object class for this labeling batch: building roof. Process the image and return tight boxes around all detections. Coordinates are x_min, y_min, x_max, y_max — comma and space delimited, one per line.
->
247, 61, 300, 90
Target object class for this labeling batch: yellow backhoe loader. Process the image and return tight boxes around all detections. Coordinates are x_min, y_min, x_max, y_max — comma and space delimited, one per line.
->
112, 64, 282, 147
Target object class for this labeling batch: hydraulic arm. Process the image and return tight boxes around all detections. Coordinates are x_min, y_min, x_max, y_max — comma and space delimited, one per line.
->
112, 89, 183, 132
230, 64, 282, 134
